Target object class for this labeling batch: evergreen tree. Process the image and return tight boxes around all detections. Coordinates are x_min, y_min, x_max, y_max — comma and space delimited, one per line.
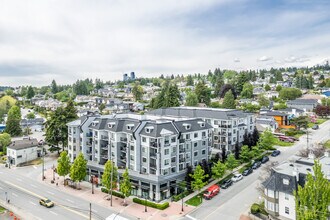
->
57, 151, 71, 185
185, 165, 193, 191
211, 161, 226, 180
165, 84, 180, 107
295, 160, 330, 220
221, 146, 227, 163
234, 142, 240, 160
222, 90, 236, 109
5, 105, 22, 136
214, 77, 224, 97
264, 84, 271, 91
186, 75, 194, 86
195, 81, 211, 105
240, 83, 253, 99
120, 168, 132, 205
70, 153, 87, 188
251, 127, 260, 146
26, 86, 35, 99
102, 160, 118, 194
242, 131, 251, 147
132, 83, 144, 101
51, 79, 58, 94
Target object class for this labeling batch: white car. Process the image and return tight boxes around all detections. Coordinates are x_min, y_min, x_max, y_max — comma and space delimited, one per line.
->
231, 174, 243, 182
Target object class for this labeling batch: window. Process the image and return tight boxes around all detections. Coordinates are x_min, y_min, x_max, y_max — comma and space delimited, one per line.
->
194, 151, 198, 156
202, 141, 206, 146
214, 120, 218, 125
194, 133, 198, 138
130, 145, 134, 151
142, 147, 146, 153
171, 137, 176, 143
142, 137, 146, 143
285, 193, 289, 200
73, 146, 76, 151
142, 157, 147, 163
17, 155, 22, 158
202, 131, 206, 137
285, 207, 289, 214
186, 134, 190, 139
165, 149, 169, 155
283, 178, 289, 185
202, 149, 206, 155
194, 143, 198, 147
73, 138, 76, 143
171, 167, 176, 173
164, 159, 169, 166
194, 161, 198, 166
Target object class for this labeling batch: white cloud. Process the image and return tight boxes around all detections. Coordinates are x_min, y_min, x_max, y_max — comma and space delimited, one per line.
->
233, 58, 240, 62
258, 56, 273, 62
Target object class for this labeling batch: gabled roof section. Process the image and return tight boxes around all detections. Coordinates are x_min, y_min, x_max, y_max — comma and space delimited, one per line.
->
139, 121, 178, 137
173, 119, 212, 133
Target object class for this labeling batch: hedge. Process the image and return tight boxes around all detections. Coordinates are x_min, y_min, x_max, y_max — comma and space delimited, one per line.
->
101, 187, 125, 199
251, 203, 260, 214
132, 198, 169, 210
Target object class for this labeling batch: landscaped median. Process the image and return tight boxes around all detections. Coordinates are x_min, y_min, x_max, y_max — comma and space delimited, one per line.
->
132, 198, 169, 210
101, 187, 125, 198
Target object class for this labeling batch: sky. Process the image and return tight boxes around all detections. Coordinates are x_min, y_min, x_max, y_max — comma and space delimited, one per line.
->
0, 0, 330, 87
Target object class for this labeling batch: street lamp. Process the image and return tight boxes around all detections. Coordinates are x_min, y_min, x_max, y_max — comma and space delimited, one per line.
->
144, 193, 148, 213
91, 174, 94, 194
52, 164, 55, 182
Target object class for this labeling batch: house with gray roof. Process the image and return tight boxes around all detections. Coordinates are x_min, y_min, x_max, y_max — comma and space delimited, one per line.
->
67, 113, 213, 202
262, 153, 330, 220
7, 138, 41, 166
148, 107, 255, 153
287, 99, 319, 112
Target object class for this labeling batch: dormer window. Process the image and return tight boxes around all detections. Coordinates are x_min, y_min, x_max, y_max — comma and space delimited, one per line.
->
145, 126, 154, 133
183, 123, 191, 130
108, 122, 115, 128
92, 121, 99, 126
198, 121, 205, 127
126, 124, 134, 130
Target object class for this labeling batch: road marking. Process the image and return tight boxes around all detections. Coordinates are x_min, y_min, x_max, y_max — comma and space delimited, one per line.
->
66, 199, 74, 203
49, 211, 58, 216
47, 191, 55, 195
12, 193, 18, 197
29, 201, 37, 206
186, 215, 197, 220
16, 178, 22, 182
4, 181, 90, 219
30, 184, 37, 188
33, 166, 38, 169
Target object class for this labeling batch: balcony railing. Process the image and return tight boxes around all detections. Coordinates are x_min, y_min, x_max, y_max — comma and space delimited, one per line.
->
101, 154, 108, 159
86, 133, 93, 138
179, 139, 185, 143
101, 135, 109, 140
179, 158, 185, 163
150, 153, 157, 158
120, 137, 127, 142
150, 142, 157, 147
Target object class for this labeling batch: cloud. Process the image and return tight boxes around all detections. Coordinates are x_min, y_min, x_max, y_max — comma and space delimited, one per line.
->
233, 58, 240, 62
284, 56, 310, 63
258, 56, 273, 62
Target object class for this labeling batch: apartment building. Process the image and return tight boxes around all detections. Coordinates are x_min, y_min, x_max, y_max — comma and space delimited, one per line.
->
148, 107, 255, 152
262, 153, 330, 220
67, 113, 212, 202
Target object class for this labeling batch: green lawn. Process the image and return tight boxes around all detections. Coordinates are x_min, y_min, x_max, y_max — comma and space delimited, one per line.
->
0, 206, 6, 214
275, 139, 294, 147
308, 118, 328, 128
185, 194, 203, 206
324, 140, 330, 149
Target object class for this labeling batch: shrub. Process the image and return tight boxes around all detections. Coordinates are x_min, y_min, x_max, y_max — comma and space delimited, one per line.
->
251, 203, 260, 214
132, 198, 169, 210
101, 187, 125, 199
172, 190, 190, 202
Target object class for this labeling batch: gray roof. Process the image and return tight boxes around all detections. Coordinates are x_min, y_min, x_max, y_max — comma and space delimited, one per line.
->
8, 138, 39, 150
148, 107, 252, 120
262, 170, 298, 195
173, 119, 213, 133
287, 99, 318, 105
263, 111, 288, 117
140, 121, 178, 137
280, 107, 304, 113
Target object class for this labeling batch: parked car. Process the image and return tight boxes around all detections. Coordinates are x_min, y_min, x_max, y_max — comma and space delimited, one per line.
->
261, 156, 269, 163
312, 125, 319, 130
287, 136, 299, 141
279, 136, 294, 143
242, 167, 253, 176
203, 185, 220, 200
252, 161, 262, 169
271, 150, 281, 157
220, 179, 233, 189
231, 173, 243, 182
39, 198, 54, 208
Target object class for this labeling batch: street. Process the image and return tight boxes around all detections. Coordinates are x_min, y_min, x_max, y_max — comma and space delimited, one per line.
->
182, 120, 330, 220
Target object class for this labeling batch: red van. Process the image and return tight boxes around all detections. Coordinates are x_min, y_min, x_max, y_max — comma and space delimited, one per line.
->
203, 185, 220, 200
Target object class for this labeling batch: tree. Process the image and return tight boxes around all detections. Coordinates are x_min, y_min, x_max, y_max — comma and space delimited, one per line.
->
26, 112, 35, 119
315, 105, 330, 117
234, 73, 248, 95
26, 86, 35, 99
225, 153, 239, 170
70, 153, 87, 189
279, 88, 302, 100
222, 90, 236, 109
239, 145, 251, 163
165, 84, 180, 107
190, 165, 208, 201
219, 84, 237, 99
185, 165, 193, 192
251, 145, 262, 158
295, 160, 330, 220
264, 84, 271, 91
275, 85, 282, 92
120, 168, 132, 205
240, 83, 253, 99
251, 127, 260, 147
291, 116, 309, 130
258, 94, 270, 107
51, 80, 58, 94
234, 142, 240, 160
185, 92, 198, 106
195, 81, 211, 105
211, 161, 226, 180
57, 151, 71, 185
186, 75, 194, 86
132, 83, 144, 101
214, 77, 224, 97
200, 159, 211, 181
0, 133, 11, 153
99, 103, 106, 113
221, 146, 227, 163
102, 160, 118, 194
5, 105, 22, 136
258, 130, 277, 150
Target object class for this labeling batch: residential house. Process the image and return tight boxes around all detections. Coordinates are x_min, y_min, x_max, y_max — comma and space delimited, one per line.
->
262, 153, 330, 220
261, 110, 295, 129
256, 115, 278, 132
287, 99, 319, 112
253, 87, 265, 96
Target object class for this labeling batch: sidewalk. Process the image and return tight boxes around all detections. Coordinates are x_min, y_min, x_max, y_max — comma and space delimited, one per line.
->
41, 168, 193, 220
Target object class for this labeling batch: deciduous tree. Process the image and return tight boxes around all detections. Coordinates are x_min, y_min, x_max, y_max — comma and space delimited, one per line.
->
70, 153, 87, 189
120, 168, 132, 205
102, 160, 118, 194
211, 161, 226, 180
222, 90, 236, 109
5, 105, 22, 136
225, 153, 239, 170
57, 151, 71, 185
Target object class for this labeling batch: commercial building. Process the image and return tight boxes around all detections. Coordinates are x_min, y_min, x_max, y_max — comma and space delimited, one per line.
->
148, 107, 255, 153
67, 113, 212, 201
7, 138, 41, 166
262, 153, 330, 220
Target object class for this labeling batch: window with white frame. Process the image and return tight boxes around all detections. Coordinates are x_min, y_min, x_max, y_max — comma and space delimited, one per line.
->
285, 207, 289, 214
285, 193, 289, 200
142, 137, 146, 142
164, 159, 169, 166
164, 149, 169, 155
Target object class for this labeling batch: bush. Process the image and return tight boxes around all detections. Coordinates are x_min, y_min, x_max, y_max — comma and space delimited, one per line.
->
132, 197, 169, 210
172, 190, 190, 202
251, 203, 260, 214
101, 187, 125, 199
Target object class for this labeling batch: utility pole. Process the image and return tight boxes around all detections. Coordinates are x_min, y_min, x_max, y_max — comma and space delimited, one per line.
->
110, 161, 113, 206
89, 203, 92, 220
42, 143, 45, 181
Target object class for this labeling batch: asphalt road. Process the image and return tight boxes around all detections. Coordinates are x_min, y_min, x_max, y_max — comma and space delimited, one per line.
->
182, 120, 330, 220
0, 166, 131, 220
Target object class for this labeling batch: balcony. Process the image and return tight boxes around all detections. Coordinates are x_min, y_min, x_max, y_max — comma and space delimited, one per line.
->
101, 145, 108, 151
101, 154, 108, 160
150, 163, 156, 168
179, 139, 185, 143
150, 153, 157, 158
149, 142, 157, 147
86, 151, 92, 155
86, 133, 93, 138
179, 148, 185, 153
179, 158, 185, 163
171, 151, 177, 156
228, 133, 232, 137
101, 135, 109, 140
